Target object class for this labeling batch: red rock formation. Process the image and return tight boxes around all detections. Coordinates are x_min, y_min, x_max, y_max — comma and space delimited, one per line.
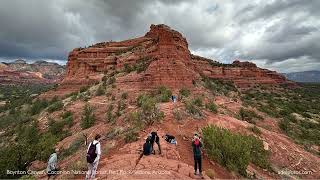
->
191, 56, 296, 89
0, 60, 64, 85
62, 24, 295, 91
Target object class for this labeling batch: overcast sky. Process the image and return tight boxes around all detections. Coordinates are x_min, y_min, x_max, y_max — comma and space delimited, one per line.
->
0, 0, 319, 73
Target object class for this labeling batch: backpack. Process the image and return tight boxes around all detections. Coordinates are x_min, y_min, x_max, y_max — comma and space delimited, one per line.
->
87, 142, 97, 163
194, 138, 200, 146
193, 139, 201, 156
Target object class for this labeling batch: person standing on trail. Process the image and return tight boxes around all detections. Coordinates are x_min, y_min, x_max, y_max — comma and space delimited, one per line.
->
85, 134, 101, 180
192, 133, 203, 176
149, 131, 161, 155
47, 148, 60, 180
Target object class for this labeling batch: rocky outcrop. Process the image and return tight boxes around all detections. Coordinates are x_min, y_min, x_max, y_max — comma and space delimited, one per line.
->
63, 24, 295, 90
64, 24, 199, 89
191, 56, 296, 89
0, 60, 65, 85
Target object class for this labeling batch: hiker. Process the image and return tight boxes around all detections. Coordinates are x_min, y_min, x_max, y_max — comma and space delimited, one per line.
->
47, 148, 60, 180
149, 131, 161, 154
192, 133, 203, 176
85, 134, 101, 180
163, 134, 177, 145
143, 137, 153, 156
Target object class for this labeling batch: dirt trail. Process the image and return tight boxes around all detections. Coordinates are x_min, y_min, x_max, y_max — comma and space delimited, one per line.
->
158, 102, 236, 179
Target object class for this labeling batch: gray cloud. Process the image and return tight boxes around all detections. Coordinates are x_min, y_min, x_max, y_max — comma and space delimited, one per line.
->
0, 0, 319, 72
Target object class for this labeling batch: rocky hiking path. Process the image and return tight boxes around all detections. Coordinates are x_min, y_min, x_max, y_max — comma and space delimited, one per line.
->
96, 129, 211, 179
158, 102, 236, 179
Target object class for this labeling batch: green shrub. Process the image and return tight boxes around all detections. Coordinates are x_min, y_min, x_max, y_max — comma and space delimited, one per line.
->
48, 118, 70, 139
47, 101, 63, 113
35, 133, 58, 161
250, 125, 261, 135
179, 88, 190, 98
185, 101, 202, 117
239, 108, 263, 124
124, 63, 134, 73
101, 75, 108, 83
193, 97, 203, 107
61, 111, 74, 128
64, 116, 74, 128
116, 100, 126, 117
121, 92, 128, 99
108, 77, 116, 85
106, 104, 115, 123
279, 118, 290, 132
79, 86, 89, 93
61, 111, 72, 119
202, 125, 269, 176
206, 101, 218, 113
124, 130, 139, 143
203, 77, 237, 96
60, 137, 84, 160
133, 94, 164, 126
173, 108, 184, 121
80, 104, 96, 129
30, 99, 48, 115
95, 85, 105, 96
136, 57, 152, 73
155, 86, 172, 102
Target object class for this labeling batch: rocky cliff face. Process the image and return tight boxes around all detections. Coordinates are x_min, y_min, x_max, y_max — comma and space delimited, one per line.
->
63, 24, 295, 90
0, 60, 65, 84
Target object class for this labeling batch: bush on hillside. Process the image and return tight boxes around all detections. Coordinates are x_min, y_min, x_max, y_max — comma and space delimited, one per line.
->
192, 96, 203, 107
36, 133, 58, 161
203, 77, 237, 96
239, 107, 263, 124
132, 94, 164, 127
47, 101, 64, 113
121, 92, 128, 99
108, 77, 116, 85
185, 100, 202, 118
206, 101, 218, 113
95, 85, 105, 96
106, 104, 115, 123
79, 86, 89, 93
202, 125, 269, 176
116, 100, 126, 117
80, 104, 96, 129
154, 86, 172, 102
250, 125, 261, 135
30, 99, 48, 115
124, 129, 139, 143
60, 137, 84, 160
179, 88, 190, 98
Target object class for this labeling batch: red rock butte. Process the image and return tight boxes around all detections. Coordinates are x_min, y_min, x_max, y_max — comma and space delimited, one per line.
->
63, 24, 295, 91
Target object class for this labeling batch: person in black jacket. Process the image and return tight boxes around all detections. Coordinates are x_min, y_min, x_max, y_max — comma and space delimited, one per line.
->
143, 137, 153, 156
149, 131, 161, 154
192, 134, 202, 176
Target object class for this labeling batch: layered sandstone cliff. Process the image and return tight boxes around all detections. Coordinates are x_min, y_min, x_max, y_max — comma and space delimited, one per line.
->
63, 24, 295, 90
0, 60, 65, 85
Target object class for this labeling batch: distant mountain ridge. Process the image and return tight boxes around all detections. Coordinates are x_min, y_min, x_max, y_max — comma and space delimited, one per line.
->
283, 70, 320, 82
0, 59, 65, 84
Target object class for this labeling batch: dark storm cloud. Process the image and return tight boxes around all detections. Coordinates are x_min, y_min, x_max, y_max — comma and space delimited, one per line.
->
0, 0, 319, 72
